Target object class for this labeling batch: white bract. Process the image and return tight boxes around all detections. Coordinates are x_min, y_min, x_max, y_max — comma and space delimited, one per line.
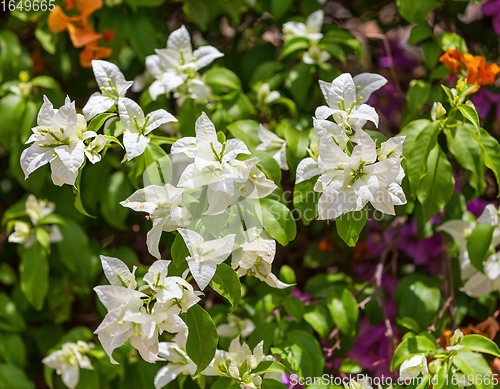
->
118, 97, 177, 161
256, 83, 281, 106
399, 354, 429, 380
120, 184, 189, 259
232, 228, 292, 289
178, 228, 235, 290
303, 46, 331, 65
146, 25, 223, 101
8, 195, 62, 247
171, 113, 276, 215
154, 330, 218, 389
94, 256, 194, 364
439, 204, 500, 297
282, 10, 324, 43
217, 314, 255, 338
311, 130, 406, 219
42, 341, 94, 389
256, 125, 289, 170
213, 337, 277, 388
83, 60, 133, 120
315, 73, 387, 138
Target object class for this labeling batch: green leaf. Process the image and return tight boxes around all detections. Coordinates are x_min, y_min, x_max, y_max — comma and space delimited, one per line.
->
260, 198, 297, 246
409, 25, 433, 45
407, 80, 431, 114
126, 13, 158, 60
396, 0, 439, 24
453, 349, 493, 389
445, 126, 486, 196
292, 179, 319, 225
57, 220, 91, 282
458, 104, 480, 133
285, 62, 315, 108
205, 67, 242, 93
339, 358, 362, 374
35, 228, 51, 251
73, 162, 96, 218
303, 301, 334, 339
226, 120, 260, 150
438, 32, 468, 52
335, 209, 367, 247
279, 37, 310, 60
0, 364, 33, 389
262, 379, 288, 389
100, 171, 132, 230
253, 360, 289, 375
401, 120, 440, 197
185, 305, 218, 375
422, 41, 441, 69
171, 233, 189, 267
0, 293, 26, 332
467, 224, 495, 271
283, 296, 304, 322
469, 126, 500, 194
326, 287, 359, 336
0, 332, 26, 368
87, 113, 116, 134
390, 335, 438, 371
20, 243, 48, 311
209, 263, 241, 312
272, 330, 324, 378
36, 214, 68, 227
416, 146, 455, 224
461, 334, 500, 357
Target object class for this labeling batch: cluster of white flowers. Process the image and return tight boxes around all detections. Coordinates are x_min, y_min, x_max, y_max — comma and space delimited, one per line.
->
256, 125, 288, 170
439, 204, 500, 297
20, 60, 177, 186
399, 354, 429, 380
282, 10, 330, 65
144, 25, 223, 102
121, 112, 291, 290
8, 194, 62, 247
20, 96, 106, 186
296, 73, 407, 219
94, 256, 200, 364
42, 341, 94, 389
217, 314, 255, 338
213, 337, 279, 389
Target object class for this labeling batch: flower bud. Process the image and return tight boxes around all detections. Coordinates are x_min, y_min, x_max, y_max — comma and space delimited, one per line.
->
431, 102, 446, 120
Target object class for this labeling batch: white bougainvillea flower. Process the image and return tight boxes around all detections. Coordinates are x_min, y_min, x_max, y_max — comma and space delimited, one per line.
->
141, 260, 201, 310
8, 221, 33, 246
462, 253, 500, 297
232, 228, 292, 289
154, 330, 221, 389
84, 135, 107, 164
8, 195, 62, 247
282, 10, 324, 42
100, 255, 137, 289
146, 25, 223, 101
118, 97, 177, 161
256, 83, 280, 106
21, 96, 92, 186
83, 60, 133, 120
217, 314, 255, 338
178, 228, 235, 290
120, 184, 189, 259
172, 113, 277, 214
316, 73, 387, 134
214, 337, 278, 388
25, 194, 55, 224
256, 126, 288, 170
93, 285, 147, 364
303, 46, 331, 65
399, 354, 429, 380
315, 130, 405, 219
42, 341, 94, 389
295, 156, 321, 184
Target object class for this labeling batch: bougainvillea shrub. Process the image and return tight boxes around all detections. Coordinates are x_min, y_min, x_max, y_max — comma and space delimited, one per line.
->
1, 0, 500, 388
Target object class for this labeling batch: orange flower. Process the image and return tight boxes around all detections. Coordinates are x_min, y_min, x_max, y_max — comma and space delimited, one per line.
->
79, 41, 112, 67
439, 48, 500, 87
439, 48, 461, 75
47, 0, 113, 67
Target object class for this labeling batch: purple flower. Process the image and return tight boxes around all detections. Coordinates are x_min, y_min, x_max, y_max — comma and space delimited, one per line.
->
282, 374, 303, 389
366, 82, 404, 128
347, 317, 398, 377
470, 87, 500, 120
482, 0, 500, 35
